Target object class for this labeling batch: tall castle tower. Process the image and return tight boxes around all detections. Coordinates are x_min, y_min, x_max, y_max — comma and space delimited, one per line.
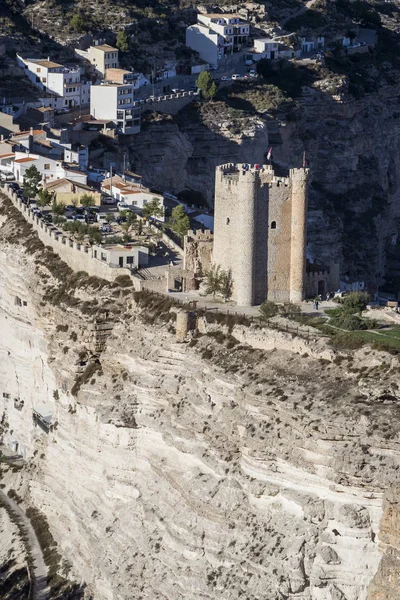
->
212, 163, 309, 306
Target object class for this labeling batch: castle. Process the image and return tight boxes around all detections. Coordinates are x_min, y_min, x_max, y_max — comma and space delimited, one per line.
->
213, 163, 308, 306
183, 163, 340, 306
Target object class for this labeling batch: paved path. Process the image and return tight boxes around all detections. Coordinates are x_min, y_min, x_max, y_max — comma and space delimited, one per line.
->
168, 291, 336, 318
0, 491, 50, 600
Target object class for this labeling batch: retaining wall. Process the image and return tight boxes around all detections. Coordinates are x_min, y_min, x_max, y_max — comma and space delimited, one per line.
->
1, 186, 143, 289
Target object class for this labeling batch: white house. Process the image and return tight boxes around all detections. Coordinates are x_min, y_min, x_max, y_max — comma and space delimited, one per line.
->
91, 244, 149, 269
101, 175, 165, 220
197, 14, 250, 47
299, 36, 325, 53
12, 152, 87, 186
254, 38, 279, 59
187, 13, 250, 67
105, 68, 150, 90
75, 44, 119, 77
17, 55, 90, 108
90, 83, 141, 134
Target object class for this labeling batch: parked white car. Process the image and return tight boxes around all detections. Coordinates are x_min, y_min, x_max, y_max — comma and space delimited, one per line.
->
248, 69, 257, 77
231, 74, 242, 80
117, 201, 130, 211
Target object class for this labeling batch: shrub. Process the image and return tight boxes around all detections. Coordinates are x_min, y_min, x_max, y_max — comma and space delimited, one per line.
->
330, 314, 367, 331
260, 300, 279, 319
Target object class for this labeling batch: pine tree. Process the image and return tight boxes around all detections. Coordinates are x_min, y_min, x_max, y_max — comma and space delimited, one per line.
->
23, 165, 42, 198
116, 31, 129, 53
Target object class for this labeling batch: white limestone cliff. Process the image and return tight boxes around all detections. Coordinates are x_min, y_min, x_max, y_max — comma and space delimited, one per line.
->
0, 197, 399, 600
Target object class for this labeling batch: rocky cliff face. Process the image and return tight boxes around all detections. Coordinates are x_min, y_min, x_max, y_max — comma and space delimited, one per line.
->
0, 197, 400, 600
130, 89, 400, 289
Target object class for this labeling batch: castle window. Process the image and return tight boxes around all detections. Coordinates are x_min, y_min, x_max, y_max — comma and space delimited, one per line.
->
271, 221, 276, 229
226, 217, 230, 225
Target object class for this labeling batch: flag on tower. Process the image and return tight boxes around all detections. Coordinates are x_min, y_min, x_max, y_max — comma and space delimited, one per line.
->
302, 151, 307, 168
266, 147, 273, 161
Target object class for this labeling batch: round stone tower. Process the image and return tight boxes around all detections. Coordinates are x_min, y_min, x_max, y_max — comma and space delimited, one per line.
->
289, 168, 309, 302
213, 165, 267, 306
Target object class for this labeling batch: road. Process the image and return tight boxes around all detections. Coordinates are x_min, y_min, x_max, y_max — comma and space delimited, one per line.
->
0, 491, 50, 600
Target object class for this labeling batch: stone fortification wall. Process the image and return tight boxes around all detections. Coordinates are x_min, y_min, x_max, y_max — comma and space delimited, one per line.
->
2, 186, 142, 289
135, 91, 199, 116
183, 229, 213, 276
213, 163, 309, 306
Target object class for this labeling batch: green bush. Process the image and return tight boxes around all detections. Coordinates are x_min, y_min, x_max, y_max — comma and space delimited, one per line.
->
260, 300, 279, 319
330, 314, 367, 331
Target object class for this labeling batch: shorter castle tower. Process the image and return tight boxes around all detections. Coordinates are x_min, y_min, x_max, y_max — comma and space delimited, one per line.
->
212, 163, 309, 306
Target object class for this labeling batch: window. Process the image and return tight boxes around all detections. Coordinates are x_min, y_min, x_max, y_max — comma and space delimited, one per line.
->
94, 250, 97, 258
44, 164, 50, 170
36, 68, 41, 73
127, 256, 134, 265
271, 221, 276, 229
101, 253, 107, 262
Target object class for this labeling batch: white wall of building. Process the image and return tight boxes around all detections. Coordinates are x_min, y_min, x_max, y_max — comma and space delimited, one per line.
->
186, 25, 220, 67
13, 152, 87, 186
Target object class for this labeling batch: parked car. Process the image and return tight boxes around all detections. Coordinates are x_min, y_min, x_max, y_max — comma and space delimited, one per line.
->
102, 196, 115, 205
43, 213, 53, 223
96, 212, 108, 224
9, 182, 19, 191
55, 108, 70, 115
0, 172, 15, 181
231, 74, 242, 80
248, 69, 257, 77
221, 76, 230, 81
117, 201, 130, 211
74, 214, 86, 223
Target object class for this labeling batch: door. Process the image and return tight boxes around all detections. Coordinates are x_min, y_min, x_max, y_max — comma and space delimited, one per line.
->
270, 50, 275, 59
119, 256, 124, 267
318, 280, 325, 296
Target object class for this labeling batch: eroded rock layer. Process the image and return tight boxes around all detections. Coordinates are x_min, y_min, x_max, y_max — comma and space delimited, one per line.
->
0, 199, 399, 599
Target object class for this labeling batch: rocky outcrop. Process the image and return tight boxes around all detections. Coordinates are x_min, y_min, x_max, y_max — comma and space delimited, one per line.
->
0, 199, 399, 599
130, 88, 400, 290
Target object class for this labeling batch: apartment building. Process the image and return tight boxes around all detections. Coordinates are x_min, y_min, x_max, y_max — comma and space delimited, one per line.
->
104, 68, 150, 90
87, 45, 119, 77
197, 14, 250, 47
90, 83, 140, 134
186, 13, 250, 66
17, 55, 90, 108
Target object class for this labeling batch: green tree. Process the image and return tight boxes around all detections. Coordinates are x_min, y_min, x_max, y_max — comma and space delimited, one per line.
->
142, 197, 164, 220
169, 205, 190, 237
80, 193, 95, 208
88, 227, 102, 244
196, 71, 218, 100
70, 12, 85, 33
121, 212, 137, 237
204, 265, 224, 299
37, 188, 53, 208
116, 30, 129, 53
260, 300, 279, 320
52, 202, 65, 216
105, 213, 114, 223
220, 269, 233, 301
71, 197, 79, 208
23, 164, 42, 198
342, 291, 370, 314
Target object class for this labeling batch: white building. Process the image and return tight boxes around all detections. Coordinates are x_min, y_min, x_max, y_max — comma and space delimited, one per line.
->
90, 83, 141, 134
17, 55, 90, 109
299, 36, 325, 53
105, 68, 150, 90
12, 152, 87, 186
197, 14, 250, 47
75, 44, 119, 78
186, 25, 221, 67
186, 13, 250, 67
92, 244, 149, 269
101, 176, 165, 220
253, 38, 279, 59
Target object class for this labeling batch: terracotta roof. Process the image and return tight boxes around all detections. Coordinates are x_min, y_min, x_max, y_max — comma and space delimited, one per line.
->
44, 178, 95, 191
64, 168, 86, 176
0, 153, 15, 159
12, 129, 46, 137
14, 157, 37, 163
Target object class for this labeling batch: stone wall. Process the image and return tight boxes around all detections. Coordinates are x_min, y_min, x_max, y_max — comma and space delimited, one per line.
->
2, 186, 143, 289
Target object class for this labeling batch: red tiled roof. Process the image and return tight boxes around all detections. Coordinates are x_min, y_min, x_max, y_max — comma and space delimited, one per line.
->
14, 157, 37, 163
